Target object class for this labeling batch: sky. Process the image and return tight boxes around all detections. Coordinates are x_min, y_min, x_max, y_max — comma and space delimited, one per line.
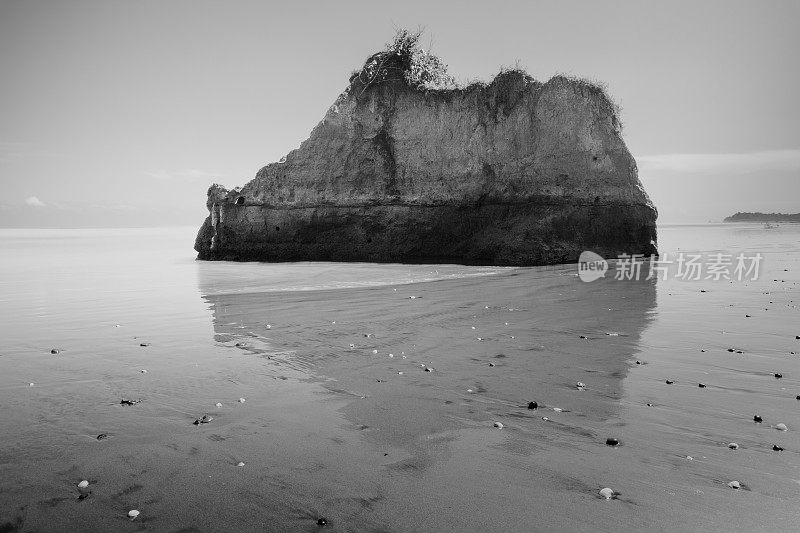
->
1, 0, 798, 226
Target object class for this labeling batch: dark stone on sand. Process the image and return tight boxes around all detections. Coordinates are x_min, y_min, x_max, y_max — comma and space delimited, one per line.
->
665, 380, 674, 384
753, 415, 763, 423
727, 348, 735, 352
527, 401, 538, 410
317, 518, 328, 526
120, 399, 141, 406
193, 45, 657, 266
635, 360, 642, 364
139, 343, 150, 347
774, 373, 783, 379
50, 349, 59, 354
78, 493, 90, 500
698, 383, 706, 388
96, 433, 108, 440
194, 415, 213, 425
606, 438, 620, 446
773, 445, 784, 451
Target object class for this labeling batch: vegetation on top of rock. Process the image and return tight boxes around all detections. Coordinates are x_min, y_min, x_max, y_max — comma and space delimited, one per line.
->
547, 74, 624, 130
350, 29, 457, 93
348, 29, 623, 129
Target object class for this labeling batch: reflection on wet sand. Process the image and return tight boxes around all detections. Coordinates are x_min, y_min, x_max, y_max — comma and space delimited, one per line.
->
199, 266, 662, 531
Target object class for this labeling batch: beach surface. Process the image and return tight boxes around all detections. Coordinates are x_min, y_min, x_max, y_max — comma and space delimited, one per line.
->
0, 224, 798, 532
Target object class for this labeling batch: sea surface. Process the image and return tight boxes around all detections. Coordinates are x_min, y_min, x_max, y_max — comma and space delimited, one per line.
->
0, 224, 798, 532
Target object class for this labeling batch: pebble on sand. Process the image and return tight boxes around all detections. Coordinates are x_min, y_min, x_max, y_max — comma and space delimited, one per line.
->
140, 369, 147, 374
599, 487, 614, 500
96, 433, 108, 440
727, 481, 741, 490
576, 382, 586, 390
776, 423, 788, 431
317, 518, 328, 526
236, 462, 245, 467
773, 445, 784, 451
372, 349, 378, 354
488, 362, 495, 367
728, 442, 739, 450
553, 407, 563, 412
493, 422, 504, 428
128, 510, 140, 519
542, 416, 550, 421
753, 415, 763, 423
265, 324, 272, 329
238, 398, 246, 403
215, 402, 223, 408
193, 415, 213, 425
527, 401, 538, 410
50, 349, 60, 354
120, 399, 141, 406
29, 383, 34, 387
77, 480, 89, 488
606, 438, 620, 447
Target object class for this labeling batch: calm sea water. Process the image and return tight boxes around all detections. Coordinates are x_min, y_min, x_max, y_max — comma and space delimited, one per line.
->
0, 223, 797, 531
0, 224, 795, 348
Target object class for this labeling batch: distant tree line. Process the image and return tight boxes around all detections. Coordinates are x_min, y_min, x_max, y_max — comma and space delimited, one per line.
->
724, 212, 800, 222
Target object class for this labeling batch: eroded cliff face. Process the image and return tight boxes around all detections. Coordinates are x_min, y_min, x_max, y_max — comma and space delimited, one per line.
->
195, 70, 657, 265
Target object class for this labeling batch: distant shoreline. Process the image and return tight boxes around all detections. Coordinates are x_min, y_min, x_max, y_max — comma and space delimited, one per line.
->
723, 212, 800, 223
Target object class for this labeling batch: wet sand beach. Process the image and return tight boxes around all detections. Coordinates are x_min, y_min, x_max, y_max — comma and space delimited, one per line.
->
0, 224, 798, 531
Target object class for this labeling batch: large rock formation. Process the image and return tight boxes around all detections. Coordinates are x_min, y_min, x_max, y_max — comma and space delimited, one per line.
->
195, 39, 657, 265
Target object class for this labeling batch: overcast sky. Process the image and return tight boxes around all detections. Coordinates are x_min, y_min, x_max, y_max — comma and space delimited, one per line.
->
1, 0, 798, 226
